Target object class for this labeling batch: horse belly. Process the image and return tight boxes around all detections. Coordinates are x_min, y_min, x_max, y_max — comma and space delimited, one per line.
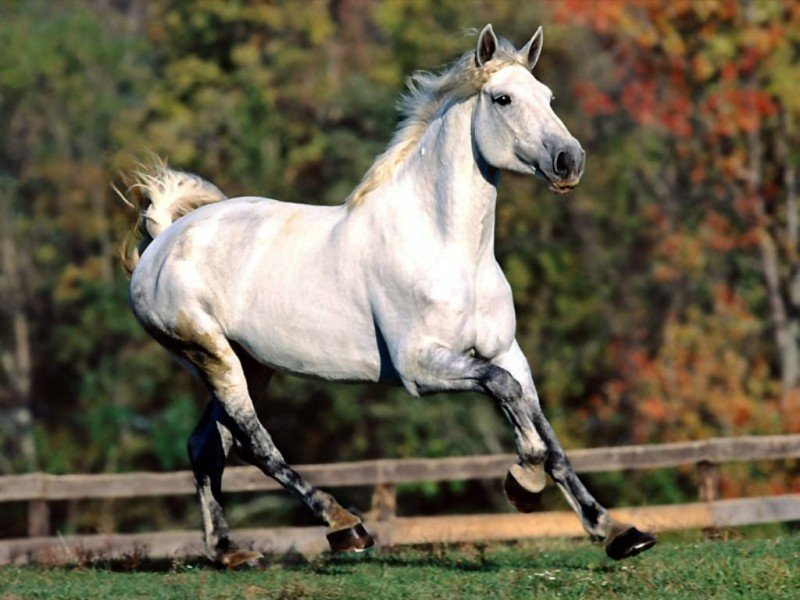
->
232, 298, 382, 382
225, 234, 382, 382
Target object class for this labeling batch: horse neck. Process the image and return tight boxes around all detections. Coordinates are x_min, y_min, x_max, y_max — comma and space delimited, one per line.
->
402, 97, 499, 260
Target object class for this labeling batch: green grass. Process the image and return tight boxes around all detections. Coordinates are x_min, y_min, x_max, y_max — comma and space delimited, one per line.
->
1, 529, 798, 599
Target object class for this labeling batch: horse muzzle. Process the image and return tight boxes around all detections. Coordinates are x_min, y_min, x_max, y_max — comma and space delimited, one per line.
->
548, 141, 584, 193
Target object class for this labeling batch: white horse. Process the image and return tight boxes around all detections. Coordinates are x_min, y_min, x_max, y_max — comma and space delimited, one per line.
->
123, 25, 655, 564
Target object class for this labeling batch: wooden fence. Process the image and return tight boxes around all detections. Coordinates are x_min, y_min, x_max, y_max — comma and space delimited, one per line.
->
1, 434, 798, 564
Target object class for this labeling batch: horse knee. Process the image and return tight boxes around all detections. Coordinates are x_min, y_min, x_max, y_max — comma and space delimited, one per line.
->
483, 367, 523, 401
517, 430, 548, 463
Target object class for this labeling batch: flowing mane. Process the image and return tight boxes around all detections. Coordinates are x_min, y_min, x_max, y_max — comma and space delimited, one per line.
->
346, 36, 526, 208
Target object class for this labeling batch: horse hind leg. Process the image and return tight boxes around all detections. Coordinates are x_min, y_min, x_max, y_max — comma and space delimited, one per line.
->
187, 353, 275, 566
174, 322, 373, 556
187, 397, 263, 567
224, 406, 374, 553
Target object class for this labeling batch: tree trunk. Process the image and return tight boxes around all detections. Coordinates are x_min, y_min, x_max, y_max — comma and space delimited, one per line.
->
776, 108, 800, 415
744, 0, 800, 416
750, 109, 800, 416
0, 182, 37, 473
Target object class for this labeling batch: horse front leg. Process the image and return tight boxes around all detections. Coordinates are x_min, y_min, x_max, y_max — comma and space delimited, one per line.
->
494, 341, 656, 559
404, 345, 558, 511
409, 344, 548, 466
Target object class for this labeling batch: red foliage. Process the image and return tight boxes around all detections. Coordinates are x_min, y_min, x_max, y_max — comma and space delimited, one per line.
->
571, 82, 615, 116
559, 0, 779, 145
621, 80, 657, 125
556, 0, 800, 445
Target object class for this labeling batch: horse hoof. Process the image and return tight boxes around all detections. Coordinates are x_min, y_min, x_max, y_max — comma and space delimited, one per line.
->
504, 463, 546, 513
326, 523, 375, 553
605, 526, 657, 560
219, 549, 264, 568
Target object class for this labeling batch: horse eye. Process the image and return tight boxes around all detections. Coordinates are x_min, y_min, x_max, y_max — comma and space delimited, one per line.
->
492, 95, 511, 106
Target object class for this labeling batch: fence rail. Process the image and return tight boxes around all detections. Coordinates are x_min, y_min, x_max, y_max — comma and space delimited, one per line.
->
1, 434, 798, 564
3, 434, 798, 502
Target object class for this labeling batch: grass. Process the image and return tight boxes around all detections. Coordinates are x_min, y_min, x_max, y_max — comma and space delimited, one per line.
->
1, 528, 798, 599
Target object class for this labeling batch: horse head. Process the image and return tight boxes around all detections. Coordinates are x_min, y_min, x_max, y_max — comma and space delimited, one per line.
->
471, 24, 585, 193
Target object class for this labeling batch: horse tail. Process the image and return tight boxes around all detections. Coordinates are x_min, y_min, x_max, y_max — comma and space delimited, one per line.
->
119, 159, 227, 275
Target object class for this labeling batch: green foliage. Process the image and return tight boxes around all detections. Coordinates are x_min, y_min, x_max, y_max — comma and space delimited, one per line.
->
150, 394, 200, 470
1, 0, 798, 534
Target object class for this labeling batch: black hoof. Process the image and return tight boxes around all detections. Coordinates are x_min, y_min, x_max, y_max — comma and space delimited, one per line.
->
326, 523, 375, 553
504, 471, 540, 513
605, 526, 657, 560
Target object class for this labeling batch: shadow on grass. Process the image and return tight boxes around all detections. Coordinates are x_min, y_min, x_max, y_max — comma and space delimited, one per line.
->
45, 523, 786, 575
70, 524, 791, 576
53, 546, 482, 573
65, 539, 620, 575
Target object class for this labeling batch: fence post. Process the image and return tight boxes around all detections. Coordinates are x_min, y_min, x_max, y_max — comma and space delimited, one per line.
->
370, 483, 396, 521
28, 499, 50, 537
696, 460, 718, 503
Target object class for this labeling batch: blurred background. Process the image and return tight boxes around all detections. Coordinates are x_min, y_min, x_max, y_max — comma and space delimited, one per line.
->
1, 0, 798, 537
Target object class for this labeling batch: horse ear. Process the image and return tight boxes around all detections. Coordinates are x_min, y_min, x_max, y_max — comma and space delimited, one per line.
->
521, 26, 544, 71
476, 24, 498, 67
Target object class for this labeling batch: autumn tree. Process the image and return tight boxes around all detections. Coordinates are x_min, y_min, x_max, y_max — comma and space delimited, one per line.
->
553, 0, 800, 446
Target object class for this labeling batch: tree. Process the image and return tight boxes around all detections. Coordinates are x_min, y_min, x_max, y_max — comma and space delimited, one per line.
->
555, 0, 800, 441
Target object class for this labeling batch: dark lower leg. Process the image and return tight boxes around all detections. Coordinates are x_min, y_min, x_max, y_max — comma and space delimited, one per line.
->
489, 343, 655, 557
482, 371, 549, 502
537, 421, 656, 558
187, 398, 234, 555
227, 415, 373, 552
525, 404, 656, 558
530, 412, 611, 538
230, 413, 364, 520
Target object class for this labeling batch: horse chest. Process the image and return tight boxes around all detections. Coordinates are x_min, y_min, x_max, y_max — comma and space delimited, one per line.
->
388, 260, 515, 359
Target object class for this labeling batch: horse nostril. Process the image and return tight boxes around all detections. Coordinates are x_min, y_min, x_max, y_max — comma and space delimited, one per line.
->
554, 150, 569, 177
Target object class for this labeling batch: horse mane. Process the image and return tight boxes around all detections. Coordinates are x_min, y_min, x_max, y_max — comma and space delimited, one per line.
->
345, 35, 526, 209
